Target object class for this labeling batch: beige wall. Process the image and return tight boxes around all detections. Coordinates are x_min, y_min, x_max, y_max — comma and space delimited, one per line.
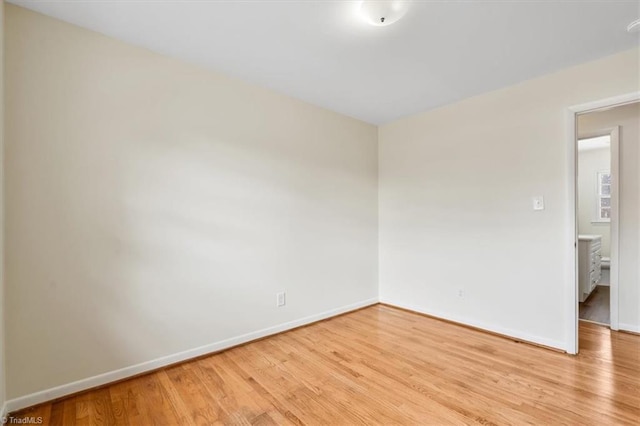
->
578, 103, 639, 329
5, 5, 378, 399
577, 147, 611, 257
379, 47, 640, 348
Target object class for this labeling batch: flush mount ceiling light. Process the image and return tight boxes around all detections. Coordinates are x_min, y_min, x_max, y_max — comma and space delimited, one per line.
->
359, 0, 410, 27
628, 18, 640, 33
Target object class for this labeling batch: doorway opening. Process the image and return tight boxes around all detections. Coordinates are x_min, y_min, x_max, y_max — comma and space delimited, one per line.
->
566, 92, 639, 354
576, 133, 614, 326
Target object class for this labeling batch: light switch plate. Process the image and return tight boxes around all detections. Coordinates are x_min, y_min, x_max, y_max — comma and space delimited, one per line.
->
533, 196, 545, 211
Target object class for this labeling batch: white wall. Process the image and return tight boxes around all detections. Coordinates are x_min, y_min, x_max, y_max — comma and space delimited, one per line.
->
577, 147, 611, 257
578, 103, 640, 330
379, 48, 640, 350
5, 5, 378, 401
0, 0, 6, 416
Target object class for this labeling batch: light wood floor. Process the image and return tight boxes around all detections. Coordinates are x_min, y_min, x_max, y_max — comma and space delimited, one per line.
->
11, 304, 640, 425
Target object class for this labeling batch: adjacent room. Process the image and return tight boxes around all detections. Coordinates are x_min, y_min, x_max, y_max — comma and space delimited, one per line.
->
577, 133, 613, 324
0, 0, 639, 424
576, 102, 639, 331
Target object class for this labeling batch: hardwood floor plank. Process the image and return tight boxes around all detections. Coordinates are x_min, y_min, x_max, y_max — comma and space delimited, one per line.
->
126, 372, 181, 425
60, 399, 77, 426
196, 353, 270, 424
163, 364, 222, 425
49, 401, 65, 426
9, 305, 640, 425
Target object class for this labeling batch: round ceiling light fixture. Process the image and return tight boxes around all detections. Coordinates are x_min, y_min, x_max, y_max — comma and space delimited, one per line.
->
359, 0, 410, 27
628, 18, 640, 33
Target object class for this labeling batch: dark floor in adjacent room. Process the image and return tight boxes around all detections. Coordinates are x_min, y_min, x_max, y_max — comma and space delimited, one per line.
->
580, 285, 610, 325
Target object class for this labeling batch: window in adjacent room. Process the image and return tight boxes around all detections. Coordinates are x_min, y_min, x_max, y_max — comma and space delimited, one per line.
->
596, 170, 611, 222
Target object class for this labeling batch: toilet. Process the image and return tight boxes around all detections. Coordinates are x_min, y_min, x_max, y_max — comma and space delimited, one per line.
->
600, 257, 610, 285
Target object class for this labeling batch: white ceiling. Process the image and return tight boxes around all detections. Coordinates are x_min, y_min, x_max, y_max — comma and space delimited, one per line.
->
9, 0, 640, 124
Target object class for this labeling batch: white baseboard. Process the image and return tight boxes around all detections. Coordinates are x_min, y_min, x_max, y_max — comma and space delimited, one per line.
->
380, 299, 566, 352
619, 323, 640, 333
4, 297, 378, 414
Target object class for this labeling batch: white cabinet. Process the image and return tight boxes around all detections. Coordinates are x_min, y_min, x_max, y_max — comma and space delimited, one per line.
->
578, 235, 602, 302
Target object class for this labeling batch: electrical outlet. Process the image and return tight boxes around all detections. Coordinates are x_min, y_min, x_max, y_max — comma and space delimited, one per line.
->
457, 289, 464, 299
277, 291, 286, 307
532, 196, 545, 211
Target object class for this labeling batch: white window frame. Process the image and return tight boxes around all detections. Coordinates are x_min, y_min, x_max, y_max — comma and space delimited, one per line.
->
594, 170, 611, 223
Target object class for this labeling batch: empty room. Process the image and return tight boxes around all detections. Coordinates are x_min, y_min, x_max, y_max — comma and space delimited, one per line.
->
0, 0, 639, 425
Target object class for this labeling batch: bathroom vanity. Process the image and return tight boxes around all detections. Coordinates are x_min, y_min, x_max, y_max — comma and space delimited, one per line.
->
578, 235, 602, 302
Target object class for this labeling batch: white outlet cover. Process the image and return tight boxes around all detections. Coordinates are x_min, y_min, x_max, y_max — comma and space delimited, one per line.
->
532, 196, 545, 211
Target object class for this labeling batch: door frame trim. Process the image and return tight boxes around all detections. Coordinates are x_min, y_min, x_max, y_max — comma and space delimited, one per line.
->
565, 91, 639, 354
